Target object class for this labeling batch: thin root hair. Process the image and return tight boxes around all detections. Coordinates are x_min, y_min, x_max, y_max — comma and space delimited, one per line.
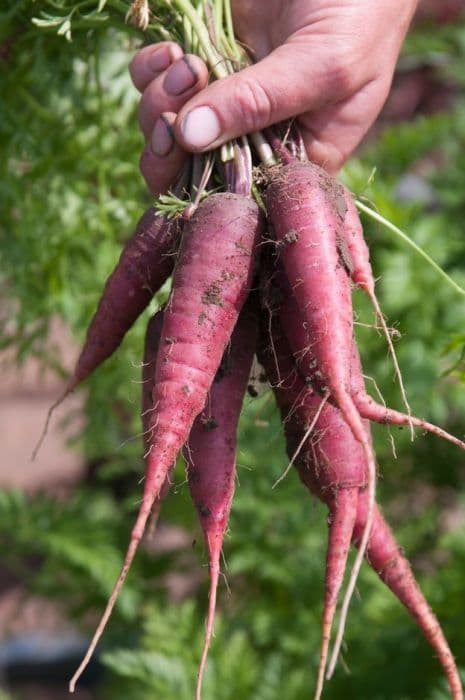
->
273, 394, 329, 489
367, 291, 414, 439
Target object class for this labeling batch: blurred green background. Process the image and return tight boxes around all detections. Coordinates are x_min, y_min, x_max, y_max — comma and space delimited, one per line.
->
1, 2, 465, 698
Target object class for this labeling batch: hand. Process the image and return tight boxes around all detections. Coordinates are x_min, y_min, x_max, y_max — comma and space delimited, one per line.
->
129, 0, 420, 194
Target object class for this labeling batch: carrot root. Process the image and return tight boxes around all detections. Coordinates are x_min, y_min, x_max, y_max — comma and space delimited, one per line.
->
314, 487, 358, 700
69, 502, 154, 692
354, 497, 464, 700
195, 553, 220, 700
31, 378, 78, 461
366, 290, 414, 441
354, 394, 465, 451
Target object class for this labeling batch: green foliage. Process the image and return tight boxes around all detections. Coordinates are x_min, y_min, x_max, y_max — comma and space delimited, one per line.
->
2, 6, 465, 700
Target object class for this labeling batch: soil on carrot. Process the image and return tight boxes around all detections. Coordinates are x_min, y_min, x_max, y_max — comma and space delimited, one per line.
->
202, 282, 224, 306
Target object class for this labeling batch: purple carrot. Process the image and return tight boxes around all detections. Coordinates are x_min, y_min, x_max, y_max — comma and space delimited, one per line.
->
258, 308, 462, 699
33, 209, 179, 460
141, 310, 171, 532
69, 192, 263, 692
257, 312, 364, 699
186, 297, 257, 700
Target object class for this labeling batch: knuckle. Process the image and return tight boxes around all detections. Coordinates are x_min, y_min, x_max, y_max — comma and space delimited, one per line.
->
322, 57, 357, 96
230, 76, 274, 132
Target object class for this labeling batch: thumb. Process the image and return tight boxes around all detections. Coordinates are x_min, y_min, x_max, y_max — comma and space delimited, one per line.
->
173, 42, 349, 152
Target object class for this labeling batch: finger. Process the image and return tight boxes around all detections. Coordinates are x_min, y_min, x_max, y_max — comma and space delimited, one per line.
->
299, 76, 392, 173
129, 42, 184, 92
173, 41, 354, 152
138, 54, 209, 140
140, 112, 188, 196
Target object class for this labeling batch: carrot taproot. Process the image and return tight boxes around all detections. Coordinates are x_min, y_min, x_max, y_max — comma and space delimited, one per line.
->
337, 185, 413, 429
257, 311, 364, 700
348, 493, 463, 700
69, 192, 264, 692
33, 209, 179, 460
186, 297, 257, 700
75, 209, 178, 388
269, 247, 465, 683
259, 313, 462, 699
265, 163, 378, 620
348, 337, 465, 449
266, 161, 465, 667
141, 310, 171, 533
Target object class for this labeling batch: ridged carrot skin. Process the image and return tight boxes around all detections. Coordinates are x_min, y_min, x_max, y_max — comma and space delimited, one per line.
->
142, 193, 263, 538
264, 163, 375, 477
186, 298, 257, 700
141, 310, 171, 525
33, 210, 180, 463
353, 493, 463, 700
257, 313, 363, 700
337, 186, 374, 294
265, 164, 377, 619
71, 208, 179, 390
259, 314, 462, 700
69, 193, 263, 693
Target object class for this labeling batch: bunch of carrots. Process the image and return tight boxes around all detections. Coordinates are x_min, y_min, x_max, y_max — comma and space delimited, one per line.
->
35, 2, 465, 698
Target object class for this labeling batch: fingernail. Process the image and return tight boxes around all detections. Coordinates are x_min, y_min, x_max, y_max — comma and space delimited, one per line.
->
151, 115, 174, 157
181, 106, 221, 149
164, 56, 197, 96
149, 47, 171, 73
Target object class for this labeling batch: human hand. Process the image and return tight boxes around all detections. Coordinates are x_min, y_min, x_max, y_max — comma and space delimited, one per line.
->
129, 0, 420, 194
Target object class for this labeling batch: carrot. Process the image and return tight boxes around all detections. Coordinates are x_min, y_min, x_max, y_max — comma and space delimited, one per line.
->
186, 297, 257, 700
349, 493, 463, 700
259, 314, 462, 700
265, 162, 378, 622
74, 209, 178, 389
257, 311, 364, 700
338, 186, 413, 429
263, 158, 379, 668
265, 161, 465, 670
141, 310, 171, 533
329, 184, 465, 449
269, 258, 465, 453
270, 251, 465, 678
69, 192, 264, 692
260, 243, 465, 695
33, 209, 179, 459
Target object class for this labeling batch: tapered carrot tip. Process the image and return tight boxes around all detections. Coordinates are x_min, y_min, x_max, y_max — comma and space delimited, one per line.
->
366, 505, 463, 700
314, 619, 332, 700
30, 377, 78, 461
146, 500, 162, 540
314, 488, 358, 700
195, 559, 220, 700
69, 497, 157, 692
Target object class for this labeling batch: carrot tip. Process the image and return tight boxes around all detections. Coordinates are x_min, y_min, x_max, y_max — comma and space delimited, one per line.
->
30, 381, 76, 462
